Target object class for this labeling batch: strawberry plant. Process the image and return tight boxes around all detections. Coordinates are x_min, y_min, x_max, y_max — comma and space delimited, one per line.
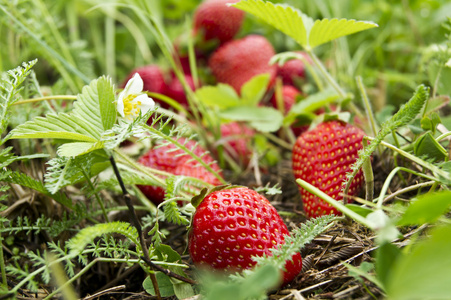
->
1, 0, 451, 299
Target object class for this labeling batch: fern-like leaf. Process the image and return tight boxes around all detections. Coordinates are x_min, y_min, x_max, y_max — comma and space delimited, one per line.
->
3, 172, 72, 208
344, 85, 429, 193
164, 201, 189, 226
0, 59, 37, 138
252, 215, 334, 269
44, 154, 94, 194
67, 221, 140, 256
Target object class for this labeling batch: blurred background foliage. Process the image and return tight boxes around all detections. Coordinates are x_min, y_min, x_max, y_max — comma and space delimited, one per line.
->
0, 0, 450, 109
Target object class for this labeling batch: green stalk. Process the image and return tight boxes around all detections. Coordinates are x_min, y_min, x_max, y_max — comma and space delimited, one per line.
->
105, 11, 116, 82
12, 95, 77, 106
356, 77, 378, 139
362, 138, 374, 202
307, 50, 346, 99
296, 178, 375, 229
375, 167, 438, 209
0, 222, 7, 289
80, 168, 109, 222
378, 139, 450, 181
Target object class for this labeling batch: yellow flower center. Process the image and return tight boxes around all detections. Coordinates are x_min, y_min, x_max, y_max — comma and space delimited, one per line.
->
123, 94, 142, 120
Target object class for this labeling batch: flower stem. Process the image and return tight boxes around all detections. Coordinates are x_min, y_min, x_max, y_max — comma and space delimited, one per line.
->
296, 178, 375, 229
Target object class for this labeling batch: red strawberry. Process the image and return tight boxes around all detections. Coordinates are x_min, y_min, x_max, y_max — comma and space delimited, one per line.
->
292, 121, 365, 218
122, 65, 167, 94
270, 85, 301, 114
208, 35, 276, 94
193, 0, 245, 44
165, 74, 197, 108
220, 122, 255, 165
137, 138, 223, 205
189, 187, 303, 285
277, 52, 311, 87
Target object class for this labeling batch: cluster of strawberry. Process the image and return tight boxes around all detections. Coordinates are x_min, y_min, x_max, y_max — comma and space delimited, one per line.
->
123, 0, 367, 287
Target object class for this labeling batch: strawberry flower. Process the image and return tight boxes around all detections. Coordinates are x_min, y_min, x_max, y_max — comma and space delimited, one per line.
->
117, 73, 155, 122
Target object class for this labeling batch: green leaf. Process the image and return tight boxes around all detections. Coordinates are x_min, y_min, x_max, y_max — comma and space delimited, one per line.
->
386, 224, 451, 300
345, 262, 383, 288
97, 76, 116, 131
191, 187, 209, 208
375, 242, 401, 289
8, 114, 99, 142
9, 77, 112, 149
232, 0, 377, 50
345, 204, 373, 218
397, 191, 451, 226
413, 132, 447, 162
219, 106, 283, 132
195, 84, 240, 109
284, 89, 339, 125
201, 264, 280, 300
240, 73, 270, 106
143, 273, 175, 298
309, 18, 378, 49
57, 141, 105, 157
231, 0, 310, 47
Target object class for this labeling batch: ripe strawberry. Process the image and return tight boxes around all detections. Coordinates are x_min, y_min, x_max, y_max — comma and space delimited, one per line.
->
270, 85, 302, 115
292, 121, 365, 218
137, 138, 223, 205
220, 122, 255, 165
277, 52, 311, 87
208, 35, 277, 94
193, 0, 245, 44
189, 187, 303, 285
122, 65, 167, 95
165, 74, 197, 108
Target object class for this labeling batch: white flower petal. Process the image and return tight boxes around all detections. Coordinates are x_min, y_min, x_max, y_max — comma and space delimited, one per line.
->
123, 73, 144, 95
133, 94, 155, 115
116, 95, 125, 118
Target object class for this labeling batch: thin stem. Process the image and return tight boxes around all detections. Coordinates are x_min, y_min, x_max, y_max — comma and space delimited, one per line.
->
0, 222, 7, 289
12, 95, 77, 105
376, 167, 438, 209
361, 138, 374, 202
80, 168, 109, 222
356, 77, 378, 139
378, 139, 450, 181
308, 50, 346, 98
382, 181, 435, 203
436, 131, 451, 142
296, 178, 375, 229
109, 154, 161, 300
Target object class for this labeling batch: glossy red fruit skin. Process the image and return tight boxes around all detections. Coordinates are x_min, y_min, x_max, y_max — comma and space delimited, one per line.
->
189, 187, 303, 285
193, 0, 245, 44
208, 35, 277, 94
137, 138, 222, 205
270, 85, 301, 114
277, 52, 311, 87
292, 121, 365, 218
220, 122, 255, 165
122, 65, 167, 94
